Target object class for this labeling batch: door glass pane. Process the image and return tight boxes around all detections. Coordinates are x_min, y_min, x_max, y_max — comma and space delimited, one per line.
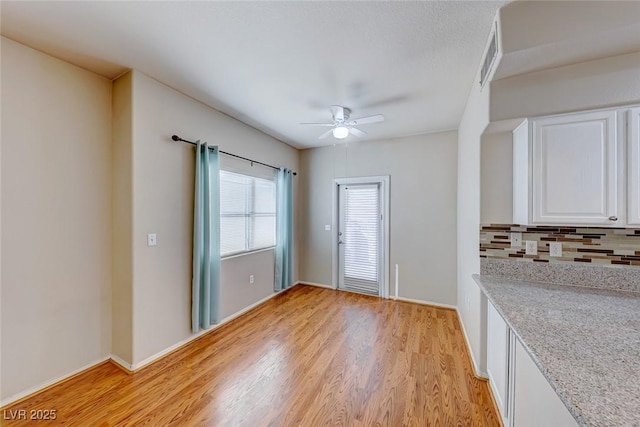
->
342, 184, 379, 292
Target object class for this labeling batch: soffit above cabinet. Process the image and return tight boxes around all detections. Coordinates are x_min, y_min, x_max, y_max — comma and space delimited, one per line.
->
493, 1, 640, 80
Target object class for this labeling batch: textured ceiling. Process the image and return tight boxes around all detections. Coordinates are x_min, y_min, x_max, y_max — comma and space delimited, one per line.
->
1, 1, 504, 149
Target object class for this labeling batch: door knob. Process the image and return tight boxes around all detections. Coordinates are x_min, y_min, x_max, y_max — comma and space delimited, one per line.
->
608, 216, 618, 221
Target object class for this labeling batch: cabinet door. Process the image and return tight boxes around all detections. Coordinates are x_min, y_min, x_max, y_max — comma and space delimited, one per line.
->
513, 340, 577, 427
487, 301, 511, 425
532, 111, 618, 225
629, 108, 640, 225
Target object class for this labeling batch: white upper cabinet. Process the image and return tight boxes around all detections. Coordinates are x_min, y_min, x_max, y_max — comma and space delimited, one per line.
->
629, 108, 640, 225
532, 110, 618, 225
513, 106, 640, 227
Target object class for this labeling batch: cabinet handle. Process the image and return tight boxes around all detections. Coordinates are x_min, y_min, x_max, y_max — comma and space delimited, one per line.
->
608, 216, 618, 221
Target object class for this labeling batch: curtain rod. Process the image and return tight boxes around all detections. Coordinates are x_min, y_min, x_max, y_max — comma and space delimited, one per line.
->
171, 135, 297, 176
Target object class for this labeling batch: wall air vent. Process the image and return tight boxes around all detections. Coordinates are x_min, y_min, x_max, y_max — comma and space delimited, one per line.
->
480, 30, 498, 87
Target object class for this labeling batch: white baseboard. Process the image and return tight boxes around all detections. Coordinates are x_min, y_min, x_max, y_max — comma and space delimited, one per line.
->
109, 354, 133, 372
298, 281, 335, 290
129, 283, 300, 371
220, 282, 299, 324
391, 296, 458, 310
2, 284, 302, 405
487, 370, 504, 414
457, 308, 488, 378
129, 327, 215, 371
0, 356, 111, 407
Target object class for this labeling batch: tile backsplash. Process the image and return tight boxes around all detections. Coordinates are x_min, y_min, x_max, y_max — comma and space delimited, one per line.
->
480, 224, 640, 267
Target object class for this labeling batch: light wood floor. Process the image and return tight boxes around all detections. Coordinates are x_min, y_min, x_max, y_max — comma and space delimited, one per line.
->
2, 285, 500, 426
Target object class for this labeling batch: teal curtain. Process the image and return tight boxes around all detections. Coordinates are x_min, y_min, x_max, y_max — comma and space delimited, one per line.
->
192, 141, 221, 333
274, 168, 294, 291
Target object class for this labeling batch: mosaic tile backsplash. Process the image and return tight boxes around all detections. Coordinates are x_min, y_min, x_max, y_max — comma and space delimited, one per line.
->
480, 224, 640, 267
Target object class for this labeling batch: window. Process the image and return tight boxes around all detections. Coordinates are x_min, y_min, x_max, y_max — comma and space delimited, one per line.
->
220, 170, 276, 257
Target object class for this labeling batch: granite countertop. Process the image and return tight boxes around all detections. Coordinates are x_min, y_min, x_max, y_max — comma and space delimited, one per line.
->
473, 274, 640, 427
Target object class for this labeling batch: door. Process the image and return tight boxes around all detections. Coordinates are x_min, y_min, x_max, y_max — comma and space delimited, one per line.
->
337, 182, 382, 296
532, 110, 618, 225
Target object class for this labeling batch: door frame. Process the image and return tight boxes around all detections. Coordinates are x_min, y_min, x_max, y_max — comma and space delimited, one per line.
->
331, 176, 390, 298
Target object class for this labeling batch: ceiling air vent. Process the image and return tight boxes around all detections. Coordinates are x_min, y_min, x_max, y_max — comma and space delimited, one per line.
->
480, 31, 497, 87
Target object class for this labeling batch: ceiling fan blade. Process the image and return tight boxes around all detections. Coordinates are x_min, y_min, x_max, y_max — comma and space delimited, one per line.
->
300, 123, 334, 127
349, 127, 367, 137
331, 105, 344, 122
348, 114, 385, 126
318, 129, 334, 139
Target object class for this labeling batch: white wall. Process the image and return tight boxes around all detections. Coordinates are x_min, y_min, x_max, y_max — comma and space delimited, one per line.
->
496, 2, 640, 80
457, 68, 490, 376
126, 71, 299, 366
491, 52, 640, 121
299, 132, 458, 306
1, 40, 299, 399
220, 249, 276, 319
1, 38, 112, 400
111, 71, 133, 364
481, 132, 513, 224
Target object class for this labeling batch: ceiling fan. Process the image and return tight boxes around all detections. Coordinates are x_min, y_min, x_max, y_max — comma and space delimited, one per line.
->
301, 105, 384, 140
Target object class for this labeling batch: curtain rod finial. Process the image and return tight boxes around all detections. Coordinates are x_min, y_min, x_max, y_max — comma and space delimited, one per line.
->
171, 135, 180, 142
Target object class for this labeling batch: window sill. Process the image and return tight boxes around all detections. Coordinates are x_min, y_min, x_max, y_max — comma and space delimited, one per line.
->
221, 246, 275, 261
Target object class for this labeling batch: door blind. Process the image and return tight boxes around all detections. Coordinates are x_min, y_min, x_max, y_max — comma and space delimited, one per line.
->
343, 184, 380, 295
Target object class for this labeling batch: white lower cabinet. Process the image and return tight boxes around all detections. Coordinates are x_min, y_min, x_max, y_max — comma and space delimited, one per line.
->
486, 301, 578, 427
487, 301, 513, 426
513, 340, 577, 427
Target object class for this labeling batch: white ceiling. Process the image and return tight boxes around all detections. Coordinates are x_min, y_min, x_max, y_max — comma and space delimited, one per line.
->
0, 1, 505, 149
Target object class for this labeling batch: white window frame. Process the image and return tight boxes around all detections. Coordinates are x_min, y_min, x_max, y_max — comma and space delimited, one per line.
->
331, 176, 390, 298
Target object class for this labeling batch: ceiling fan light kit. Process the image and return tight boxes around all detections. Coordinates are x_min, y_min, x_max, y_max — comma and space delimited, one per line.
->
332, 126, 349, 139
301, 105, 385, 140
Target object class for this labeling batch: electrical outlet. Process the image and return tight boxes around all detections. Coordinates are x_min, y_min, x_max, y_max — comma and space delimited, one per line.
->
525, 240, 538, 255
550, 242, 562, 257
249, 275, 255, 284
147, 233, 157, 247
511, 232, 523, 248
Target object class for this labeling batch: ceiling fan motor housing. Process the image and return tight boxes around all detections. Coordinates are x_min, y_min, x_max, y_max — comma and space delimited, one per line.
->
302, 105, 384, 139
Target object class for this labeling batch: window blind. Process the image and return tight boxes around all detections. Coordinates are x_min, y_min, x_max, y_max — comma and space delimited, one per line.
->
343, 184, 380, 294
220, 170, 276, 256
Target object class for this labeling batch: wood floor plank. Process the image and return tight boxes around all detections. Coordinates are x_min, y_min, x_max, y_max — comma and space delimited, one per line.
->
1, 286, 501, 426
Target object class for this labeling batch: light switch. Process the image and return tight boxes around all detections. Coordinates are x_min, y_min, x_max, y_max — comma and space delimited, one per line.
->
147, 233, 157, 247
511, 232, 523, 248
324, 225, 331, 231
